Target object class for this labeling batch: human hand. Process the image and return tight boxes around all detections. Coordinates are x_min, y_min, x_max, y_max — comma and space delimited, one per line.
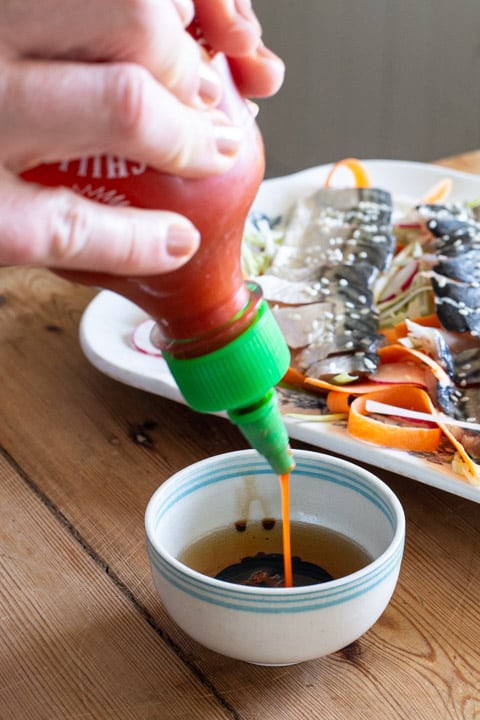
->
0, 0, 284, 275
193, 0, 285, 98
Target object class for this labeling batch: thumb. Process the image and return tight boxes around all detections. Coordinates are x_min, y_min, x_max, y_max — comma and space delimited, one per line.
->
0, 171, 200, 275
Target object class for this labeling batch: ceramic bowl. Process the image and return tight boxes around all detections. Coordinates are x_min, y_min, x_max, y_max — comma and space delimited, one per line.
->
145, 449, 405, 665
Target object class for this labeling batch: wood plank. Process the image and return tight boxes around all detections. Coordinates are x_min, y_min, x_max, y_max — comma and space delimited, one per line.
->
2, 265, 480, 718
436, 150, 480, 174
0, 452, 237, 720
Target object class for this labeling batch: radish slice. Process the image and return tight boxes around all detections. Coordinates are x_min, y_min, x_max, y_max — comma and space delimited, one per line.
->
368, 362, 427, 387
378, 258, 419, 302
132, 319, 162, 356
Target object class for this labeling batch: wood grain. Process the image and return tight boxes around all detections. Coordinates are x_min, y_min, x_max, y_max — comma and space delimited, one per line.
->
1, 153, 480, 719
2, 267, 479, 718
436, 150, 480, 174
0, 454, 236, 720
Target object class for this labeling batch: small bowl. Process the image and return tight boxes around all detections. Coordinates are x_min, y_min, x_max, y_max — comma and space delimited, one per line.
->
145, 449, 405, 665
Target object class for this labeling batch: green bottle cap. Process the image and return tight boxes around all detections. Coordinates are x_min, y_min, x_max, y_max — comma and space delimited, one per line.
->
228, 388, 294, 475
162, 300, 294, 474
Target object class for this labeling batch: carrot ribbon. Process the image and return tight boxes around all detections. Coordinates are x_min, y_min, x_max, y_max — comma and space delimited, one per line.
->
324, 158, 371, 189
347, 386, 442, 452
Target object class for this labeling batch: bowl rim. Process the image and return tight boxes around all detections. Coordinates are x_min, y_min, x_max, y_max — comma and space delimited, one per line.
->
145, 449, 405, 597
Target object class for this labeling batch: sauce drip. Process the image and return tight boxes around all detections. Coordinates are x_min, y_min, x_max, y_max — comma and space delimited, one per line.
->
279, 472, 293, 588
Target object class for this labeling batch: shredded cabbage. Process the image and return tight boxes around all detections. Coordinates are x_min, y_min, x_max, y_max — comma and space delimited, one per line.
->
241, 213, 284, 278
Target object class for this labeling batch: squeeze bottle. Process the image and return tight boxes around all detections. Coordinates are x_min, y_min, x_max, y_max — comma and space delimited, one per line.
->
21, 48, 294, 474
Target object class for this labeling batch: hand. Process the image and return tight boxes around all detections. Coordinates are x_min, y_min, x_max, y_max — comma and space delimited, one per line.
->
193, 0, 285, 98
0, 0, 284, 275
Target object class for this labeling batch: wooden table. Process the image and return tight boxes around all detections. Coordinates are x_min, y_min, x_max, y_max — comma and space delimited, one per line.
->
1, 152, 479, 720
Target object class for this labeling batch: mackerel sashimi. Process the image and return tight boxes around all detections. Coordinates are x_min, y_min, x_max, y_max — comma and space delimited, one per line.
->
248, 187, 396, 380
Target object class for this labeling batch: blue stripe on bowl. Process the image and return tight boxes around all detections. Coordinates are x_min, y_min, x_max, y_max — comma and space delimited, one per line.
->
146, 452, 404, 613
147, 539, 404, 614
150, 537, 402, 603
153, 458, 397, 535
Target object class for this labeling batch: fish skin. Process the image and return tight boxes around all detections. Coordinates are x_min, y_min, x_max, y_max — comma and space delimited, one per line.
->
265, 187, 395, 380
300, 351, 379, 381
273, 187, 395, 278
445, 386, 480, 461
435, 249, 480, 283
453, 347, 480, 387
259, 262, 377, 306
411, 207, 480, 336
454, 386, 480, 422
431, 275, 480, 335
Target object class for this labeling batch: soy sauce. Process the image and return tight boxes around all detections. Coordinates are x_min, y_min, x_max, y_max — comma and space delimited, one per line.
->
178, 520, 372, 588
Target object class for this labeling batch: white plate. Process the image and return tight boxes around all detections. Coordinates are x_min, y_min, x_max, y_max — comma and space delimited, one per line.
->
80, 160, 480, 503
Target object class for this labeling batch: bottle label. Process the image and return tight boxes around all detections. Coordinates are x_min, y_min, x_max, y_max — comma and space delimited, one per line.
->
59, 156, 147, 180
57, 155, 147, 207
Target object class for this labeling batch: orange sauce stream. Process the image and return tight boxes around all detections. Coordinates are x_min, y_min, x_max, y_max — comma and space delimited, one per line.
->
279, 472, 293, 587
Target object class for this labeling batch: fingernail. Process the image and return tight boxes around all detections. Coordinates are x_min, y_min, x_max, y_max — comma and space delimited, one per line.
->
256, 40, 284, 65
198, 61, 222, 106
245, 99, 260, 119
255, 41, 286, 87
213, 121, 244, 157
171, 0, 195, 25
234, 0, 262, 33
166, 224, 200, 258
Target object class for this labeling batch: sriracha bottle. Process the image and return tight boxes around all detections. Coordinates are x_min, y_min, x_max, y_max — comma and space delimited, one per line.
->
21, 50, 293, 474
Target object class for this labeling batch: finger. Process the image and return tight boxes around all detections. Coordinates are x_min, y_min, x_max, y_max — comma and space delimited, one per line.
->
228, 42, 285, 98
193, 0, 262, 55
0, 171, 200, 275
1, 59, 243, 177
171, 0, 195, 25
0, 0, 221, 109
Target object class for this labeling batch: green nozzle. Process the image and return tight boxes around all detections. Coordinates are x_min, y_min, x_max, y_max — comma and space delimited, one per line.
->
228, 389, 294, 475
162, 300, 294, 474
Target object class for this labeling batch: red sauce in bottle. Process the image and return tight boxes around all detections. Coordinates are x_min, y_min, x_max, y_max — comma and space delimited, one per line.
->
22, 37, 294, 477
21, 53, 264, 359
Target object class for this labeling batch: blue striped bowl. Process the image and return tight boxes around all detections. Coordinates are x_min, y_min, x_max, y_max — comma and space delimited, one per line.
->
145, 450, 405, 665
